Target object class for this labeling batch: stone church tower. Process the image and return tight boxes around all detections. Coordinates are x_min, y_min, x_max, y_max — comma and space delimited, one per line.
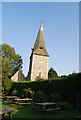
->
27, 23, 49, 80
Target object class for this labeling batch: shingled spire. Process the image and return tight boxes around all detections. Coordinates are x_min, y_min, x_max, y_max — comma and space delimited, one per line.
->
32, 23, 49, 57
27, 22, 49, 81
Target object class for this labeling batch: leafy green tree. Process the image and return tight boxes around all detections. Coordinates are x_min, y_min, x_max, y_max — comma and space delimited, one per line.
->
0, 43, 23, 81
0, 55, 2, 84
3, 79, 13, 94
48, 67, 58, 79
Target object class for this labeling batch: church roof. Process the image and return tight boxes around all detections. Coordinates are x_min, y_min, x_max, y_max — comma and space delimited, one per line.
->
32, 23, 49, 57
11, 70, 25, 81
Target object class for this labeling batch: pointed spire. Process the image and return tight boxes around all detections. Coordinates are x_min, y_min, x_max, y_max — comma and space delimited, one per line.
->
40, 21, 43, 31
32, 22, 49, 57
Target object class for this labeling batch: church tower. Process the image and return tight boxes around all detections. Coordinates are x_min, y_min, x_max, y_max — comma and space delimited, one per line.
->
27, 23, 49, 80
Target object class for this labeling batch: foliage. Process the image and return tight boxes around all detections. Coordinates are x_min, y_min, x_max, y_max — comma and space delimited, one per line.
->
9, 72, 81, 109
48, 67, 58, 79
0, 43, 23, 81
0, 55, 2, 80
35, 76, 43, 81
32, 90, 47, 102
3, 79, 13, 94
12, 90, 18, 96
50, 93, 61, 103
24, 88, 34, 98
58, 101, 72, 110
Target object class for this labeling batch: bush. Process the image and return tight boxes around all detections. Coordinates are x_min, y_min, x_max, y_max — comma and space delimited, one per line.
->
50, 93, 61, 103
24, 88, 34, 98
35, 76, 43, 81
12, 90, 18, 96
58, 101, 72, 110
10, 73, 81, 109
32, 90, 47, 103
3, 79, 13, 94
16, 88, 34, 98
19, 90, 25, 98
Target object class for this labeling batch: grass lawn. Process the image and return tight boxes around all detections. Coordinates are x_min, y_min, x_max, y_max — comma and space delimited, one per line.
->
13, 104, 81, 119
1, 100, 81, 119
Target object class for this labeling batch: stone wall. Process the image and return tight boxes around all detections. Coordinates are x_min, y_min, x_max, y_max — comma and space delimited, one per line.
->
11, 70, 25, 82
31, 54, 48, 80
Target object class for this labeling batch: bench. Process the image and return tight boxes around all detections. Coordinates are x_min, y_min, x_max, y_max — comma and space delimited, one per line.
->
16, 102, 31, 108
0, 112, 5, 119
45, 107, 61, 112
17, 102, 31, 105
0, 108, 15, 119
8, 100, 18, 105
32, 102, 61, 113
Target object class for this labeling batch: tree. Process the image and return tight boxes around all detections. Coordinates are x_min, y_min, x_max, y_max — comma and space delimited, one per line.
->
3, 79, 13, 94
48, 67, 58, 79
0, 43, 23, 81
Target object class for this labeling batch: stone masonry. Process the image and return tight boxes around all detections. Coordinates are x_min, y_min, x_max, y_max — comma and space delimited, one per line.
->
27, 23, 49, 81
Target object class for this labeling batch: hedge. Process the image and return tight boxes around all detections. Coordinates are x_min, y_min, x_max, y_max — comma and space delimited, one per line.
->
9, 72, 81, 110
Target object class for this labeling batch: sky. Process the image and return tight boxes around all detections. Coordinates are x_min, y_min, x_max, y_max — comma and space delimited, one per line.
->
2, 0, 81, 2
79, 2, 81, 72
2, 2, 79, 77
0, 2, 2, 44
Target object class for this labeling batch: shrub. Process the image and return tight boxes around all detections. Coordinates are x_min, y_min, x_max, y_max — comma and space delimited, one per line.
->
58, 101, 72, 110
14, 89, 26, 98
24, 88, 34, 98
50, 93, 61, 103
12, 90, 18, 96
32, 90, 47, 103
10, 73, 81, 109
16, 88, 34, 98
35, 76, 43, 81
3, 79, 13, 94
19, 90, 25, 98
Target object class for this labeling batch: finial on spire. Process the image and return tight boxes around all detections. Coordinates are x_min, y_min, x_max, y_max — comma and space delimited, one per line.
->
40, 20, 43, 31
41, 20, 42, 25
